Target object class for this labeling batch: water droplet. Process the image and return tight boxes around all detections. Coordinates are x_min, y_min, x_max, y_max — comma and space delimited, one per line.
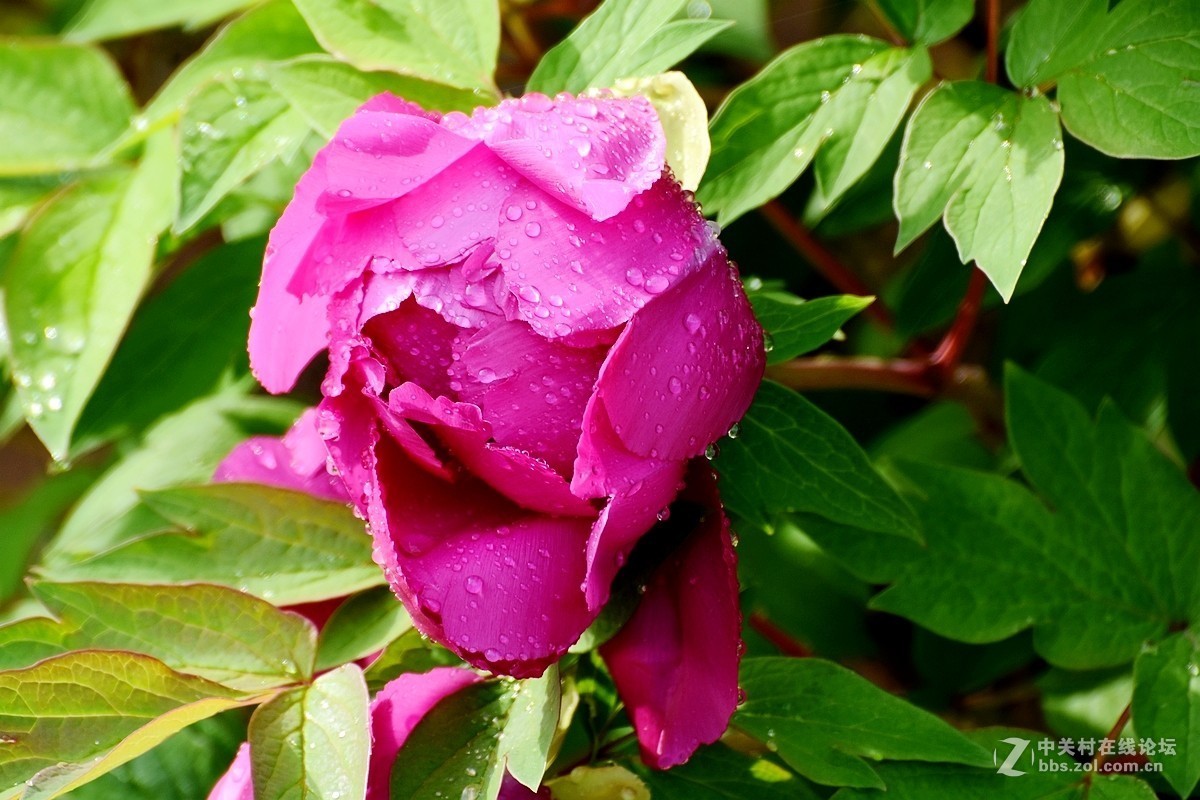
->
727, 423, 741, 439
668, 376, 683, 395
505, 204, 523, 221
705, 443, 720, 460
645, 275, 669, 294
684, 313, 702, 333
430, 214, 445, 228
763, 333, 775, 353
524, 222, 542, 238
465, 575, 484, 594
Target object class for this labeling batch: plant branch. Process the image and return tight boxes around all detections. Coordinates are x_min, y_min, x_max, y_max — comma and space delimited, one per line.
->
985, 0, 1000, 84
1084, 703, 1132, 789
759, 201, 895, 330
930, 269, 988, 372
749, 612, 812, 658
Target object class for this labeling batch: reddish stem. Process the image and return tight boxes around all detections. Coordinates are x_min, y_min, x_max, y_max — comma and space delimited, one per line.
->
985, 0, 1000, 84
759, 201, 895, 330
1085, 704, 1132, 788
930, 268, 988, 372
767, 357, 933, 397
749, 612, 812, 658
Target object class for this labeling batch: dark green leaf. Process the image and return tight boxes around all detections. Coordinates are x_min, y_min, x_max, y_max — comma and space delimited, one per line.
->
0, 42, 132, 175
701, 37, 930, 224
362, 629, 460, 693
48, 484, 382, 606
748, 291, 873, 363
314, 587, 412, 672
714, 381, 919, 537
1133, 632, 1200, 796
628, 743, 819, 799
291, 0, 500, 92
875, 0, 974, 46
894, 81, 1063, 300
248, 664, 369, 800
391, 672, 560, 800
735, 657, 991, 788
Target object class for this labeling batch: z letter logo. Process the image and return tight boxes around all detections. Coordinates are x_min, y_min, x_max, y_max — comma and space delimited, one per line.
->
995, 737, 1030, 776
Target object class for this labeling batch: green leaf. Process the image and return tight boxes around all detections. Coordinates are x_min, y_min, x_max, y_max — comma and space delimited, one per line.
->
1133, 632, 1200, 796
41, 389, 302, 565
871, 367, 1200, 669
48, 484, 383, 606
61, 713, 246, 800
894, 81, 1064, 300
734, 657, 990, 788
314, 587, 412, 672
177, 76, 312, 232
0, 42, 133, 175
703, 0, 773, 61
0, 468, 98, 602
714, 381, 919, 537
830, 758, 1157, 800
248, 664, 369, 800
362, 629, 460, 693
291, 0, 500, 92
391, 672, 561, 800
628, 743, 819, 799
0, 650, 251, 798
1006, 0, 1200, 158
527, 0, 729, 94
5, 133, 175, 460
875, 0, 974, 46
138, 1, 321, 134
6, 582, 317, 689
700, 37, 929, 224
269, 56, 480, 139
66, 0, 257, 41
70, 238, 265, 456
748, 292, 873, 363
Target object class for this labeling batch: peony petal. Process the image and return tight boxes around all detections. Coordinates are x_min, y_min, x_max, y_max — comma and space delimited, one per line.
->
386, 382, 594, 517
385, 146, 524, 269
317, 110, 476, 215
452, 320, 607, 476
600, 465, 742, 769
594, 253, 764, 461
367, 667, 482, 800
207, 743, 253, 800
445, 93, 665, 221
213, 409, 346, 503
372, 435, 596, 677
583, 459, 685, 612
572, 394, 678, 500
495, 178, 713, 338
248, 164, 335, 394
363, 298, 465, 398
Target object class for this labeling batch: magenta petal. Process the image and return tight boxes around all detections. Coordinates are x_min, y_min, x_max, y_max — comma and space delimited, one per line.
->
452, 320, 607, 476
363, 298, 465, 398
496, 178, 712, 338
372, 436, 596, 677
386, 146, 523, 269
386, 382, 594, 517
213, 409, 346, 503
445, 94, 665, 221
318, 110, 476, 215
584, 460, 685, 612
600, 466, 742, 769
596, 254, 765, 461
207, 743, 254, 800
248, 165, 335, 394
572, 395, 677, 500
367, 667, 482, 800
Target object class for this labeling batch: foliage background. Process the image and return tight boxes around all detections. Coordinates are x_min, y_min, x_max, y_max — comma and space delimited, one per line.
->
0, 0, 1199, 798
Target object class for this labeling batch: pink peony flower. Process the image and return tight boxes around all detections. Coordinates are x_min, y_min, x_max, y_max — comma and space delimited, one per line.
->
248, 91, 764, 767
207, 668, 543, 800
